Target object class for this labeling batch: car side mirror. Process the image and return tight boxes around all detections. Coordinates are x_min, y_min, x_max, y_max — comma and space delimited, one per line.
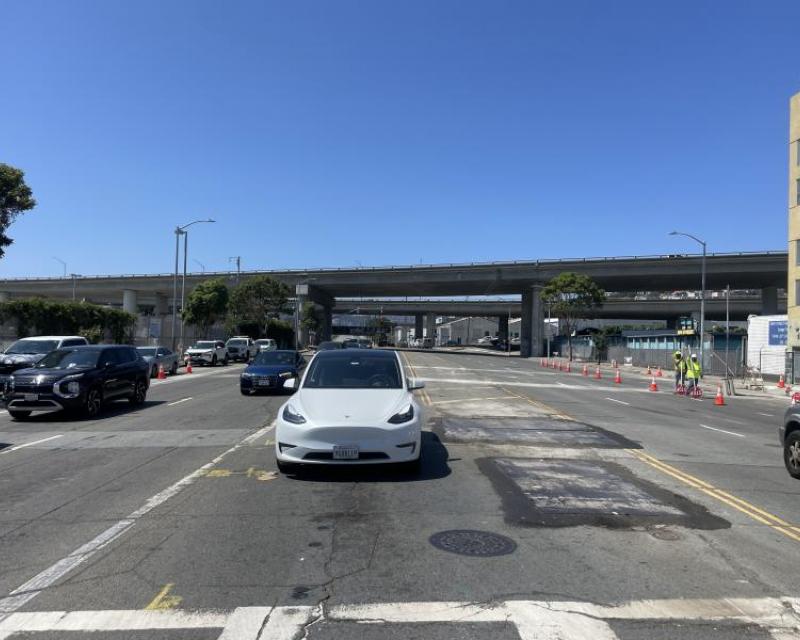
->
407, 378, 425, 390
283, 377, 297, 390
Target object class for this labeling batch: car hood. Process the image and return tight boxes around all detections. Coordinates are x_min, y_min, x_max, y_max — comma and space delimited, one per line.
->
245, 365, 295, 375
292, 388, 410, 425
1, 353, 43, 366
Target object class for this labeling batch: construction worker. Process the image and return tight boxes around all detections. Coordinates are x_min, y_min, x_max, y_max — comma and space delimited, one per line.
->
686, 353, 702, 391
673, 351, 687, 390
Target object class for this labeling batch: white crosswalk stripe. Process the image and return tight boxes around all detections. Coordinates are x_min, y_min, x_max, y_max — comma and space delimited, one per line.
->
0, 597, 798, 639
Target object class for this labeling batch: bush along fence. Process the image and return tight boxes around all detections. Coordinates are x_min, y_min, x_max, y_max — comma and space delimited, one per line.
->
0, 299, 136, 344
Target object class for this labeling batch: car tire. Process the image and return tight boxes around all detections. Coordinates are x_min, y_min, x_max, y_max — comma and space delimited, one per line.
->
211, 355, 217, 367
129, 379, 147, 405
277, 459, 298, 474
223, 355, 229, 366
170, 362, 178, 376
240, 388, 252, 396
784, 431, 800, 479
84, 387, 103, 418
151, 365, 158, 378
8, 410, 31, 420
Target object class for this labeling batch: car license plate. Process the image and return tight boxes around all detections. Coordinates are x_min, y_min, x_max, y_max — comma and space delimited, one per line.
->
333, 445, 359, 460
257, 378, 271, 386
24, 393, 38, 401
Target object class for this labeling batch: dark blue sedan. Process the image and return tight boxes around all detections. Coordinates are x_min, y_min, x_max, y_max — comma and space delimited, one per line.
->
240, 350, 306, 395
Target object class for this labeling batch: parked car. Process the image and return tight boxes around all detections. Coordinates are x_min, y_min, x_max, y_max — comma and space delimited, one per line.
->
317, 341, 343, 351
240, 350, 306, 395
781, 406, 800, 479
342, 339, 362, 349
421, 337, 433, 349
477, 336, 497, 347
255, 338, 278, 352
3, 345, 149, 420
275, 349, 424, 472
136, 346, 179, 377
0, 336, 88, 382
184, 340, 228, 367
226, 336, 257, 362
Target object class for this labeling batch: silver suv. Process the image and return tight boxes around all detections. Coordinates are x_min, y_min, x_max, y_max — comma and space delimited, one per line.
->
0, 336, 89, 381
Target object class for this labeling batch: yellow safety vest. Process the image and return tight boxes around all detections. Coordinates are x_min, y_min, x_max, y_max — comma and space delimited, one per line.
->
686, 360, 701, 379
674, 358, 687, 373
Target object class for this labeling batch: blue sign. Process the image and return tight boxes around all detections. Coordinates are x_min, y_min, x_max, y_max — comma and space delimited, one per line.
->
769, 321, 787, 346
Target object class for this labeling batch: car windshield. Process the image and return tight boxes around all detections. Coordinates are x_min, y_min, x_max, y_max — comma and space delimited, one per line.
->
303, 353, 402, 389
193, 341, 216, 349
253, 351, 295, 365
5, 339, 59, 355
35, 349, 99, 369
227, 339, 248, 346
137, 348, 157, 356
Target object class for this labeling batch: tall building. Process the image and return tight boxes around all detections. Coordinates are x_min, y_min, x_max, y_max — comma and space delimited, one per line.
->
788, 92, 800, 353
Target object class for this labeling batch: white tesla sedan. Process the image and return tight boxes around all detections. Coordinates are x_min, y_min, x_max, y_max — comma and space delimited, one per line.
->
275, 349, 424, 472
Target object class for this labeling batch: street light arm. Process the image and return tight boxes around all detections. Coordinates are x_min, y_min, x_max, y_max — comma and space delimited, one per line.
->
179, 218, 216, 232
669, 231, 706, 249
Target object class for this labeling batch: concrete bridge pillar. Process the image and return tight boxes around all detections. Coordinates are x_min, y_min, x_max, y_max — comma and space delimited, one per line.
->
498, 315, 509, 342
122, 289, 138, 315
0, 292, 8, 303
762, 286, 779, 315
520, 285, 544, 358
321, 305, 333, 342
426, 313, 436, 345
154, 293, 168, 316
414, 314, 424, 340
295, 287, 308, 348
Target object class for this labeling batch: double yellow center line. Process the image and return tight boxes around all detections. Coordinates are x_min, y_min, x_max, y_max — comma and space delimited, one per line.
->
402, 353, 432, 406
631, 450, 800, 543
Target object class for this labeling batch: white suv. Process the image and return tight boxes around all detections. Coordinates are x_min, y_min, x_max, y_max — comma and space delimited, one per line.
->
185, 340, 229, 367
0, 336, 89, 380
255, 338, 277, 352
226, 337, 257, 362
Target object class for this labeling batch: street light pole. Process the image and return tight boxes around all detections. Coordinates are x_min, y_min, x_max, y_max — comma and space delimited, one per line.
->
669, 231, 707, 372
70, 274, 79, 301
53, 257, 67, 277
171, 218, 215, 352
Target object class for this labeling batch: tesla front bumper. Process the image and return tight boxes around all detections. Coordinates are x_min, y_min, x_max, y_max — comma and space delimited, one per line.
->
275, 420, 421, 464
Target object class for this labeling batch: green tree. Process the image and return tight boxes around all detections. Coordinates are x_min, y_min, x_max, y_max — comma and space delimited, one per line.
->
301, 302, 322, 339
0, 164, 36, 259
228, 276, 290, 335
183, 279, 229, 337
541, 272, 606, 361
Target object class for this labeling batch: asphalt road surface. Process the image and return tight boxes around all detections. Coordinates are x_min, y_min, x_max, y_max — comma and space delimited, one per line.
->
1, 352, 799, 639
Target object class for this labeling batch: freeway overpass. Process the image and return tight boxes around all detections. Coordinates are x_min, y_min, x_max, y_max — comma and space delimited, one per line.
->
0, 251, 787, 356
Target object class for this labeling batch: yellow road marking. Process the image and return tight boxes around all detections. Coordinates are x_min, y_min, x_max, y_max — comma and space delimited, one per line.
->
630, 450, 800, 543
204, 469, 233, 478
246, 467, 278, 481
203, 468, 277, 481
402, 353, 431, 406
145, 583, 182, 610
498, 385, 574, 420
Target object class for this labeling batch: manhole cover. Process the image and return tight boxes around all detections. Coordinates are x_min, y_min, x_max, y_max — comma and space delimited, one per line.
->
648, 527, 682, 541
429, 529, 517, 557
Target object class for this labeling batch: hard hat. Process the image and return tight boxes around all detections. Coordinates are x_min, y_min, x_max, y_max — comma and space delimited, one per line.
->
674, 351, 681, 357
691, 353, 698, 359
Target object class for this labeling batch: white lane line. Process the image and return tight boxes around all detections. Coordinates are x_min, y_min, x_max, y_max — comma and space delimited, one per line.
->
0, 422, 274, 619
757, 412, 775, 417
605, 397, 630, 406
166, 397, 193, 407
0, 434, 63, 456
699, 423, 745, 438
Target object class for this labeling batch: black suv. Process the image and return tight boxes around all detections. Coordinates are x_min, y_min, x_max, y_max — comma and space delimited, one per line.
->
3, 345, 150, 420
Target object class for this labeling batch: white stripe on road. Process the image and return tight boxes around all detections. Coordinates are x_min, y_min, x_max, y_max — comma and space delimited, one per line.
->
430, 396, 511, 405
605, 397, 630, 406
166, 397, 193, 407
0, 434, 63, 456
757, 412, 775, 417
1, 597, 798, 639
699, 423, 745, 438
0, 423, 274, 620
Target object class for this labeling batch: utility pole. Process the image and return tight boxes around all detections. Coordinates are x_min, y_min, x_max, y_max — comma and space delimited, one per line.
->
669, 231, 707, 372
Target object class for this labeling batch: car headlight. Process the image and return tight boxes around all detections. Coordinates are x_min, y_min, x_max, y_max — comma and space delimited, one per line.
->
241, 372, 253, 378
54, 373, 84, 398
282, 404, 306, 424
279, 371, 294, 378
388, 404, 414, 424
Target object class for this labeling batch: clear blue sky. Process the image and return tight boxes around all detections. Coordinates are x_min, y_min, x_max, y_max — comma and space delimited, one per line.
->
2, 0, 798, 278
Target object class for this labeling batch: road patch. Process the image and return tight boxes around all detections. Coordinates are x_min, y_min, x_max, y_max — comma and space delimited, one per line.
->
478, 457, 729, 529
435, 417, 638, 449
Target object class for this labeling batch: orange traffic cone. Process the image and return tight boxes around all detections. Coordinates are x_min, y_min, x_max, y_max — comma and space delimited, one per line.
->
594, 366, 602, 379
714, 385, 725, 406
614, 369, 622, 384
565, 361, 571, 373
157, 364, 166, 380
778, 374, 785, 389
656, 367, 663, 378
582, 364, 588, 376
649, 376, 658, 392
186, 361, 193, 374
